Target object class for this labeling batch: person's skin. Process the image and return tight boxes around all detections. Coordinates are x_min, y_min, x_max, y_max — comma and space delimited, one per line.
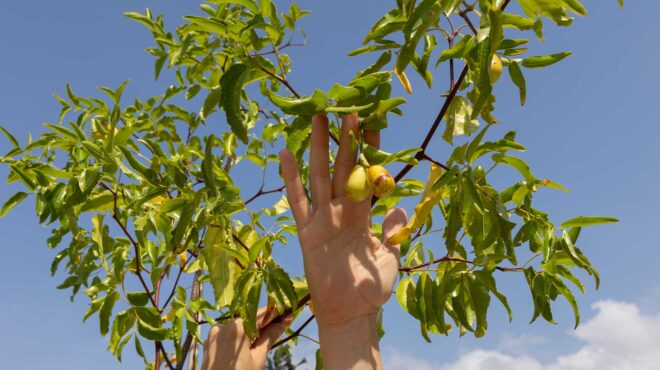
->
202, 113, 407, 370
202, 306, 293, 370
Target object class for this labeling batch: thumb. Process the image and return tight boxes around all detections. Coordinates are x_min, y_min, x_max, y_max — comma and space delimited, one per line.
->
250, 314, 294, 366
382, 207, 408, 258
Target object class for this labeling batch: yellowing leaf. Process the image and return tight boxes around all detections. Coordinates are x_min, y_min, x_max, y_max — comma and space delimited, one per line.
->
387, 163, 443, 244
201, 222, 240, 307
394, 67, 413, 94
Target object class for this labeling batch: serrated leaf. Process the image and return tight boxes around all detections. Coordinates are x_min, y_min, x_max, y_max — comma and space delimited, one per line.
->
269, 89, 328, 116
100, 291, 119, 336
220, 64, 250, 144
202, 224, 240, 307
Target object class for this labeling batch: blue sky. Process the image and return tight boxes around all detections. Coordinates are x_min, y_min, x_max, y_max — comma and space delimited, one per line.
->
1, 1, 659, 369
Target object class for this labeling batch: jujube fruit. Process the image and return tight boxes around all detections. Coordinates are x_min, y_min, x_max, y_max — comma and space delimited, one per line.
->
344, 165, 371, 202
367, 165, 395, 198
490, 54, 503, 83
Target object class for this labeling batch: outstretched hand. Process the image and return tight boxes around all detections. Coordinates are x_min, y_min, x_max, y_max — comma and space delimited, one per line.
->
279, 113, 407, 328
202, 306, 292, 370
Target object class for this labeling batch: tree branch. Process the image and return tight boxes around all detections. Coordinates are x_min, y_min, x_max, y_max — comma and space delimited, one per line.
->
399, 255, 524, 273
100, 182, 158, 309
245, 185, 286, 205
269, 315, 316, 351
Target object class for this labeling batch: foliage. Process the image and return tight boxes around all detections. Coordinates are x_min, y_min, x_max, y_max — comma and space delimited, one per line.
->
0, 0, 621, 369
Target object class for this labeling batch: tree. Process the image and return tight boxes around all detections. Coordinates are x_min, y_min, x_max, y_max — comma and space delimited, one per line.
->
0, 0, 621, 369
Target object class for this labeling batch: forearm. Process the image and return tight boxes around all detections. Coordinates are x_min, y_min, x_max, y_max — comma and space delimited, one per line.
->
318, 313, 383, 370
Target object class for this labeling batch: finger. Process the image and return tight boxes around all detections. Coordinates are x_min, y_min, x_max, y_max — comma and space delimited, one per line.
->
251, 314, 294, 365
331, 113, 360, 197
363, 128, 380, 149
201, 325, 221, 370
310, 114, 331, 208
256, 304, 278, 329
382, 207, 408, 259
279, 149, 311, 226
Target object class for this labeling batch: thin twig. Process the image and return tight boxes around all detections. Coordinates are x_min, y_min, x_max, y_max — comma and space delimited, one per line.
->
245, 185, 286, 205
399, 255, 524, 273
100, 182, 159, 309
269, 315, 316, 350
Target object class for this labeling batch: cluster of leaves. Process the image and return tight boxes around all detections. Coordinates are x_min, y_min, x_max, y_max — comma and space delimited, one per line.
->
0, 0, 620, 369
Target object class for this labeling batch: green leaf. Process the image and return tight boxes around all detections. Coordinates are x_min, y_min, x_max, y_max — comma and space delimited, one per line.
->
508, 62, 527, 105
493, 155, 535, 183
522, 52, 572, 68
362, 143, 420, 165
269, 89, 328, 116
560, 216, 618, 229
220, 64, 250, 144
214, 0, 259, 13
438, 35, 475, 64
171, 192, 202, 253
347, 42, 400, 57
502, 13, 535, 30
0, 192, 28, 217
0, 126, 19, 149
201, 87, 222, 120
183, 16, 227, 35
202, 224, 240, 307
100, 291, 119, 336
354, 51, 393, 79
563, 0, 587, 16
137, 318, 169, 341
395, 0, 443, 73
127, 292, 150, 307
117, 147, 158, 185
202, 135, 218, 196
361, 97, 406, 130
548, 274, 581, 328
363, 9, 407, 44
443, 96, 479, 144
325, 103, 374, 114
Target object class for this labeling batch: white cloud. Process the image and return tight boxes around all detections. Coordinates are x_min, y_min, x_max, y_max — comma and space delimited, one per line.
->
382, 300, 660, 370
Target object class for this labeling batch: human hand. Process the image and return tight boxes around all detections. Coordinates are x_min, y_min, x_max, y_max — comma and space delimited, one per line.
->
279, 113, 407, 328
201, 306, 292, 370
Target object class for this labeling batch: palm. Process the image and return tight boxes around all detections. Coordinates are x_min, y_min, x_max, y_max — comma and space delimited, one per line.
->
279, 114, 407, 326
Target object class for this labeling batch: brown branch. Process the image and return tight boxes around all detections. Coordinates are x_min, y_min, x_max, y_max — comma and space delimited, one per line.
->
419, 152, 450, 171
392, 66, 469, 183
269, 315, 316, 351
399, 256, 524, 273
160, 257, 192, 310
175, 333, 194, 370
245, 185, 286, 205
157, 342, 175, 370
458, 9, 478, 35
100, 182, 159, 309
257, 65, 301, 99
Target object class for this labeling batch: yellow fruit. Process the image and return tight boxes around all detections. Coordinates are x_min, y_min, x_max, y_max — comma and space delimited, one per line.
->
490, 54, 503, 83
344, 165, 371, 202
367, 165, 395, 198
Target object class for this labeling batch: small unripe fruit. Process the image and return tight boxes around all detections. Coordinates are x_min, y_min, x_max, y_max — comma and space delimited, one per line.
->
344, 165, 371, 202
490, 54, 503, 83
367, 165, 395, 198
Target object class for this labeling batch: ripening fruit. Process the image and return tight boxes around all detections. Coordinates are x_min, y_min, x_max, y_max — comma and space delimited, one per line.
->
344, 165, 371, 202
490, 54, 503, 83
367, 165, 395, 198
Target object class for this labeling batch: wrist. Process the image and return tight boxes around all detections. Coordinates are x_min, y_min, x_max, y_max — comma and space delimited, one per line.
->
318, 313, 383, 370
